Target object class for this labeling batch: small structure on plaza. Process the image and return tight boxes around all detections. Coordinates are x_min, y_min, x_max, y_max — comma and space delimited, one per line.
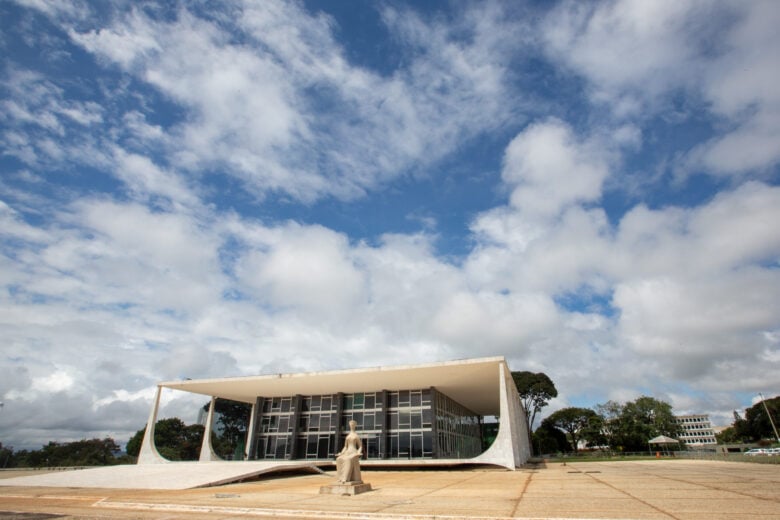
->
648, 435, 680, 455
320, 419, 372, 495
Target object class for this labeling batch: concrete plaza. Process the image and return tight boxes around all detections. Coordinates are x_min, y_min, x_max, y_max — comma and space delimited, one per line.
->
1, 459, 779, 519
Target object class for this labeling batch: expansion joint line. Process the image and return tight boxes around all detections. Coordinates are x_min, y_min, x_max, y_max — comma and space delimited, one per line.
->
575, 465, 681, 520
510, 469, 534, 517
652, 473, 780, 504
372, 471, 488, 515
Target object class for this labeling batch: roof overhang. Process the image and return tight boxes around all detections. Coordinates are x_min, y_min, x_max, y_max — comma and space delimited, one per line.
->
648, 435, 680, 444
160, 356, 509, 416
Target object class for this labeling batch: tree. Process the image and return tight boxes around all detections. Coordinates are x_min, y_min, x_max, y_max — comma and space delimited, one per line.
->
203, 398, 251, 459
126, 418, 204, 461
743, 396, 780, 443
532, 421, 570, 454
125, 429, 144, 457
544, 407, 598, 454
512, 371, 558, 435
6, 438, 121, 467
0, 442, 15, 468
580, 413, 609, 448
715, 425, 742, 444
595, 396, 681, 452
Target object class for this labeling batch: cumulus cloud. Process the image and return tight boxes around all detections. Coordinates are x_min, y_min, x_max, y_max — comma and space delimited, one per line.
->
541, 0, 713, 106
57, 1, 530, 203
465, 136, 779, 401
1, 0, 778, 450
3, 175, 779, 448
236, 223, 367, 320
501, 118, 612, 218
541, 0, 780, 176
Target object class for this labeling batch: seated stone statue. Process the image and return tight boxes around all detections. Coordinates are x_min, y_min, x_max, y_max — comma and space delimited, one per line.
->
336, 419, 363, 484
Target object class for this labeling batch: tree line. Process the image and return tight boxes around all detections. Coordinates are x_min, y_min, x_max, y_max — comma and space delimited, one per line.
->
0, 438, 132, 468
512, 371, 779, 455
1, 399, 249, 468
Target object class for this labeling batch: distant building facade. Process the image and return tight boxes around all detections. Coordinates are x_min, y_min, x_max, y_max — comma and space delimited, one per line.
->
675, 414, 717, 446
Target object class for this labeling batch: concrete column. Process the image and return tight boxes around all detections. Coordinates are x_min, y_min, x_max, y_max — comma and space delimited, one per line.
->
334, 392, 344, 453
429, 387, 439, 458
137, 385, 168, 465
199, 396, 224, 462
288, 395, 303, 459
471, 361, 529, 469
378, 390, 388, 459
245, 397, 262, 460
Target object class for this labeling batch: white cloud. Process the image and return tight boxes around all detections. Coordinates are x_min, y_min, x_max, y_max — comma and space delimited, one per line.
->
0, 199, 49, 243
542, 0, 780, 176
14, 0, 87, 19
111, 147, 200, 209
689, 109, 780, 176
501, 118, 612, 218
541, 0, 710, 108
614, 271, 780, 353
236, 223, 366, 320
1, 0, 778, 451
430, 291, 560, 353
2, 169, 778, 450
466, 145, 779, 394
31, 370, 74, 393
62, 1, 527, 203
700, 0, 780, 118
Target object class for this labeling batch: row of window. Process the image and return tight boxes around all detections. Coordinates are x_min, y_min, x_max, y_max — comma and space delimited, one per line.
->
676, 416, 712, 424
250, 389, 482, 460
256, 430, 442, 461
260, 390, 436, 415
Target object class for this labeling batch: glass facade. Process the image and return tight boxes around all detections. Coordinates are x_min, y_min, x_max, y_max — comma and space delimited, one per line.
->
435, 390, 482, 458
247, 388, 483, 460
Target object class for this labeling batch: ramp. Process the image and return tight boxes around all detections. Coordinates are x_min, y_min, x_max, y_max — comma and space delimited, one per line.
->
0, 461, 329, 490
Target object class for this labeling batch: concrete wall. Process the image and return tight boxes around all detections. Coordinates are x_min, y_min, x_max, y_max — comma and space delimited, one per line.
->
471, 361, 530, 469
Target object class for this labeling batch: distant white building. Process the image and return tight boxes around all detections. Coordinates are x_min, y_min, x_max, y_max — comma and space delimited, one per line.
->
675, 414, 717, 446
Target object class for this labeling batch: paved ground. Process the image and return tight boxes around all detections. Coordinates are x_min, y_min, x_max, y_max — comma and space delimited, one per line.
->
0, 460, 778, 519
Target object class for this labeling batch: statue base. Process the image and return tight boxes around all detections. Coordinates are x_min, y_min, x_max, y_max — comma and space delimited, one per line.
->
319, 482, 372, 495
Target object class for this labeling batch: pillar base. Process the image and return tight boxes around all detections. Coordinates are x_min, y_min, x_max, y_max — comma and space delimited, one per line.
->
319, 482, 372, 495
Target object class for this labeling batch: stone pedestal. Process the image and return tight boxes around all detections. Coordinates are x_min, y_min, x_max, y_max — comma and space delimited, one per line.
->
319, 481, 372, 495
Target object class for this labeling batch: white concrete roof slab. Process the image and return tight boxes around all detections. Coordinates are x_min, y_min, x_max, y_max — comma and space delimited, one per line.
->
160, 356, 505, 415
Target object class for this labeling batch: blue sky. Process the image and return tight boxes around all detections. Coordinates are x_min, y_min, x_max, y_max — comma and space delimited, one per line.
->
1, 0, 779, 449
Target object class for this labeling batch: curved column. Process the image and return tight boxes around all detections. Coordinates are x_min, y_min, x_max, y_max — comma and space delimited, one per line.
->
137, 385, 169, 464
245, 397, 261, 460
199, 396, 224, 462
471, 362, 530, 469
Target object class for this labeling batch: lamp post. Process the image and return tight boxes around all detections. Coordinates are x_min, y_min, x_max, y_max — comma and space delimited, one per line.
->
758, 393, 780, 443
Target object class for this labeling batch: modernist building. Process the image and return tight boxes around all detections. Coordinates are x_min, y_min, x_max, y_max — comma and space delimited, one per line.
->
138, 357, 530, 470
675, 414, 717, 447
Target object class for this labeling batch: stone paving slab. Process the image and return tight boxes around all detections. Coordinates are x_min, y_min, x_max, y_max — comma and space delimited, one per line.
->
0, 460, 779, 519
